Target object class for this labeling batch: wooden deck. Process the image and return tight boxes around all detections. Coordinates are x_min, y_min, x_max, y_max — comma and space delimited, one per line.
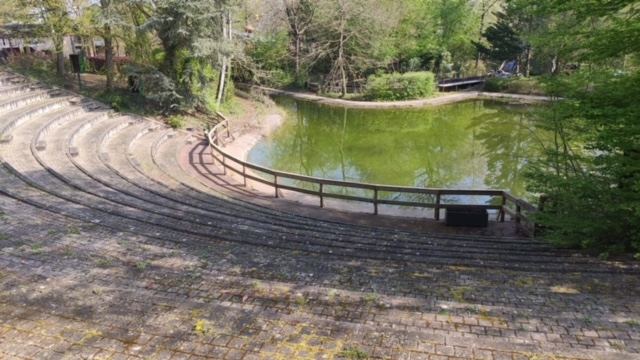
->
438, 76, 486, 91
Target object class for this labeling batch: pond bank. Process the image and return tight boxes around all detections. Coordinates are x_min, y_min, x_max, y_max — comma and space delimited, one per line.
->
236, 84, 551, 109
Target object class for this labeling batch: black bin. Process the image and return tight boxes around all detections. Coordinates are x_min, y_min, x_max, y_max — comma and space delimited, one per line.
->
445, 207, 488, 227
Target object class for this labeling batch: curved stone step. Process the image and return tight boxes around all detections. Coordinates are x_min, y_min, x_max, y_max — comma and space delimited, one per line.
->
0, 87, 60, 113
78, 125, 576, 262
0, 177, 638, 358
0, 75, 631, 274
0, 97, 77, 141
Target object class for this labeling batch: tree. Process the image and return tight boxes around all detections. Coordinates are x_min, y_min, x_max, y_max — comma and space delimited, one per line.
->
21, 0, 77, 76
142, 0, 236, 111
313, 0, 399, 96
283, 0, 316, 78
524, 0, 640, 256
477, 0, 541, 76
474, 0, 502, 68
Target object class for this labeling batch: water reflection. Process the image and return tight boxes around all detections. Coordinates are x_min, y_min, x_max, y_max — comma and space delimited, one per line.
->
248, 98, 544, 206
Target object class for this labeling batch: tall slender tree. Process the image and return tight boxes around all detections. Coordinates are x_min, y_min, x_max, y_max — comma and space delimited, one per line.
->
21, 0, 75, 76
142, 0, 236, 111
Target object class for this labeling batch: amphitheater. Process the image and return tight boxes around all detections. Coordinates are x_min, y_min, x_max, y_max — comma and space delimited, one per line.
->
0, 71, 638, 360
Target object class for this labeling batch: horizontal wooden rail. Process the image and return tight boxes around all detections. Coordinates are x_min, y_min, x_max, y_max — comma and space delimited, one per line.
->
206, 115, 541, 236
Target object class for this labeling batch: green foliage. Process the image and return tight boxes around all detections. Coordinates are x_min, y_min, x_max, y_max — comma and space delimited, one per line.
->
483, 78, 506, 92
244, 31, 296, 88
364, 72, 435, 101
142, 0, 234, 111
483, 77, 544, 95
166, 115, 185, 129
527, 71, 640, 254
339, 345, 369, 360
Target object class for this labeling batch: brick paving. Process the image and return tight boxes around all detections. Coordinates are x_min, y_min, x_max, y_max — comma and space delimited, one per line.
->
0, 70, 639, 359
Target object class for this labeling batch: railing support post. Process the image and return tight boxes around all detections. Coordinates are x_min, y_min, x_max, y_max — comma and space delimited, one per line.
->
242, 164, 246, 187
515, 201, 522, 225
500, 194, 506, 222
274, 175, 279, 198
222, 155, 226, 175
435, 193, 441, 220
319, 183, 324, 208
374, 188, 378, 215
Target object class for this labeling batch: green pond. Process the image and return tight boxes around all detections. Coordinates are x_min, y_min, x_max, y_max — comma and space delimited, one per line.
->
247, 98, 544, 206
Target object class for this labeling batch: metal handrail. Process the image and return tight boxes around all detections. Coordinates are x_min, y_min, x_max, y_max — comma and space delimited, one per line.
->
206, 114, 540, 235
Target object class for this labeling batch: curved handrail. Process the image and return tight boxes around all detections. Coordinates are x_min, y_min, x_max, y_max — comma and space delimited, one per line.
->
206, 113, 541, 236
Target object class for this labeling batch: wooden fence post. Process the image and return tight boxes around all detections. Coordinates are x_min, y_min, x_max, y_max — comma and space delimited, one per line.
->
374, 187, 378, 215
222, 155, 226, 175
242, 163, 246, 186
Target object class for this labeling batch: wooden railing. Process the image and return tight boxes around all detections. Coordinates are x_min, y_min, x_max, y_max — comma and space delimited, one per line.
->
206, 115, 541, 236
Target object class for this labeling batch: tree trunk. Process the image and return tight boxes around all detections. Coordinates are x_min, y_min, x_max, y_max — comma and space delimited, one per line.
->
295, 35, 301, 76
104, 35, 114, 90
54, 35, 65, 76
216, 11, 231, 108
101, 0, 114, 90
475, 10, 486, 69
525, 46, 531, 77
338, 13, 347, 97
551, 55, 558, 75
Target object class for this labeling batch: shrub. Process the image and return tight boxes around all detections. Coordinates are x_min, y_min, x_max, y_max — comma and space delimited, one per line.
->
166, 115, 184, 129
483, 77, 544, 95
364, 71, 435, 101
483, 77, 508, 92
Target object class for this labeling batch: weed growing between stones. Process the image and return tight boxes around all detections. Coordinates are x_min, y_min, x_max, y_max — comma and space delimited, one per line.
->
450, 286, 474, 302
67, 226, 81, 235
98, 258, 113, 267
609, 340, 626, 351
194, 320, 211, 336
626, 319, 639, 327
339, 344, 369, 359
363, 293, 377, 304
62, 247, 74, 257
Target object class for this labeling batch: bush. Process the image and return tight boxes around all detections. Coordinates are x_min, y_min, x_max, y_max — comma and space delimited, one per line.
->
364, 71, 435, 101
483, 78, 508, 92
166, 115, 184, 129
483, 77, 544, 95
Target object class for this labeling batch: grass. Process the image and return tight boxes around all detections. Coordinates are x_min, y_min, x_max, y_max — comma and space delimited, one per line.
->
98, 258, 113, 267
625, 319, 639, 327
79, 329, 104, 345
135, 262, 148, 271
582, 316, 594, 324
609, 340, 625, 351
338, 344, 369, 359
294, 296, 308, 307
363, 293, 377, 304
67, 226, 81, 235
450, 286, 474, 302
